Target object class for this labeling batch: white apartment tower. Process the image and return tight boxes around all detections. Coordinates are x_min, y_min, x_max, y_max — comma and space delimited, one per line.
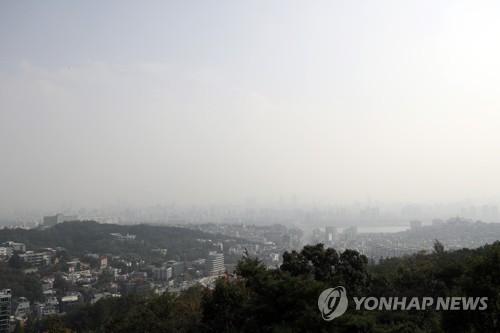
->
204, 251, 225, 276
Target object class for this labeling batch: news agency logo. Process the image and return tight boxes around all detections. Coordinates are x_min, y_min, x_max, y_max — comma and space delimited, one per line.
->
318, 286, 488, 321
317, 286, 348, 321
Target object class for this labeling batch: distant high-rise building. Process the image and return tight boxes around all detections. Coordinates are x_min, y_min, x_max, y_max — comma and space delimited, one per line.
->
164, 260, 185, 277
43, 214, 78, 226
204, 251, 224, 276
481, 205, 491, 221
410, 220, 422, 231
343, 226, 358, 240
153, 267, 172, 281
325, 226, 338, 243
0, 289, 11, 333
360, 207, 379, 220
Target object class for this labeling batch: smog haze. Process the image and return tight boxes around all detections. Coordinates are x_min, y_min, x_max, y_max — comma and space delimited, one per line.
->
1, 1, 500, 211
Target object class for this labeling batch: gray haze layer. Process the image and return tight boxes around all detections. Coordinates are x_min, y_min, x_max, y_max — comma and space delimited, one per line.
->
1, 1, 500, 212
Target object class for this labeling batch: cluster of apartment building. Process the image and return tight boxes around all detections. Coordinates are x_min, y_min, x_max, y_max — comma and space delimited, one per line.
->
310, 217, 500, 263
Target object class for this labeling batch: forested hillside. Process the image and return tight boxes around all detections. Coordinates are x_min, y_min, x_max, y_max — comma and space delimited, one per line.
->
0, 221, 235, 261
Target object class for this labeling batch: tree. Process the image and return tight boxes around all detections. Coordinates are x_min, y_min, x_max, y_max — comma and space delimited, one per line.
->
433, 239, 445, 256
281, 244, 370, 293
8, 253, 23, 269
280, 249, 312, 277
337, 249, 370, 294
281, 244, 340, 282
24, 273, 43, 302
201, 277, 248, 333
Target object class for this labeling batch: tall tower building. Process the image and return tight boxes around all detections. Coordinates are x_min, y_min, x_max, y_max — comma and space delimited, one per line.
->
325, 226, 338, 243
0, 289, 11, 333
204, 251, 225, 276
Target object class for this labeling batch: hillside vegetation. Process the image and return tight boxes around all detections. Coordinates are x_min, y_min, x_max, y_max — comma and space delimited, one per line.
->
0, 221, 234, 261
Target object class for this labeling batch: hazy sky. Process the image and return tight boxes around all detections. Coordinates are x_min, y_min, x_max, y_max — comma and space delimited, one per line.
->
1, 1, 500, 210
